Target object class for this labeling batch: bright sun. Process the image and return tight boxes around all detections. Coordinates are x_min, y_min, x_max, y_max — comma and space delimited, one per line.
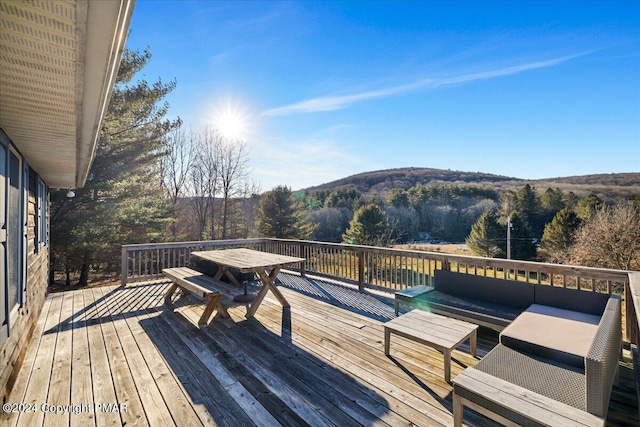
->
213, 104, 249, 140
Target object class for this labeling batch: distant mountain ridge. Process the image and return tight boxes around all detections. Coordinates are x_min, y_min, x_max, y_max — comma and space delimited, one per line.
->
305, 167, 640, 199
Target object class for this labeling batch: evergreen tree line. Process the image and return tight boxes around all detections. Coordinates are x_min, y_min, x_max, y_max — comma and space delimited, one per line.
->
298, 183, 639, 271
50, 49, 640, 286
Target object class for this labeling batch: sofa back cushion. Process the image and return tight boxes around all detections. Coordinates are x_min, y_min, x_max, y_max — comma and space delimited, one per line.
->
434, 270, 534, 309
534, 285, 609, 316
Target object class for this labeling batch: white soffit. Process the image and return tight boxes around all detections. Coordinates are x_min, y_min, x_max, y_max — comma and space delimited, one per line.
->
0, 0, 134, 188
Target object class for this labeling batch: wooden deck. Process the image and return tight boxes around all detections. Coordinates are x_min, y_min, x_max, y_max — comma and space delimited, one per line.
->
1, 273, 637, 427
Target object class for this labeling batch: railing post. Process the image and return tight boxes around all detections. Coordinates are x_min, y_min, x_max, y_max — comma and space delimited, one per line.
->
299, 242, 306, 278
358, 250, 365, 290
121, 246, 128, 286
626, 281, 638, 346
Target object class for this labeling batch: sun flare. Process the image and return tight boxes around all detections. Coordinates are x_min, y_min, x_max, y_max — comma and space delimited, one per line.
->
213, 103, 250, 140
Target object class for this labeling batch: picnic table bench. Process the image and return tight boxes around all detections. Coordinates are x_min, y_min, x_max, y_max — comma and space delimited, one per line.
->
163, 267, 236, 325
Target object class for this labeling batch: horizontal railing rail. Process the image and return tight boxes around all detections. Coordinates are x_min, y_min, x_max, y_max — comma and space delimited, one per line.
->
121, 238, 266, 284
122, 238, 632, 342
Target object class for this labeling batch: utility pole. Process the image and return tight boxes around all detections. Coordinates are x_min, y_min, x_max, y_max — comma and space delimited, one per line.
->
506, 215, 513, 259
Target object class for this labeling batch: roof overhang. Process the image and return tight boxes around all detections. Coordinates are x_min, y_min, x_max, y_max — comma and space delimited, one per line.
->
0, 0, 135, 189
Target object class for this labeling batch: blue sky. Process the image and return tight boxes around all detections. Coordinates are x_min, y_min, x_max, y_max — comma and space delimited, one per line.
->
126, 1, 640, 191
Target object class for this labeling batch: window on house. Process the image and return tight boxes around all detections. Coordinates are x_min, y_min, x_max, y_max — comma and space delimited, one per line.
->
0, 136, 6, 342
8, 148, 21, 314
0, 131, 28, 343
35, 174, 47, 252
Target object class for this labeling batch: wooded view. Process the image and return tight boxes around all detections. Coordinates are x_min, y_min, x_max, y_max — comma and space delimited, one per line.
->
50, 49, 640, 286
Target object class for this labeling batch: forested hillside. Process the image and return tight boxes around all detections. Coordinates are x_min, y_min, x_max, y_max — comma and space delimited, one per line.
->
306, 167, 640, 200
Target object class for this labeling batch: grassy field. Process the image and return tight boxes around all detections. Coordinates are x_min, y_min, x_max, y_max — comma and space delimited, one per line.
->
393, 243, 470, 255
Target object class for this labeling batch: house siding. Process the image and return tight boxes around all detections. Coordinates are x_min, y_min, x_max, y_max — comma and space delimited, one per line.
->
0, 169, 49, 403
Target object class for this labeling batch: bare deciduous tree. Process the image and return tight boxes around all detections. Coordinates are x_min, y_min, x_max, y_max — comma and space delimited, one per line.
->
219, 139, 250, 239
160, 126, 196, 238
188, 127, 221, 239
184, 128, 252, 240
570, 202, 640, 270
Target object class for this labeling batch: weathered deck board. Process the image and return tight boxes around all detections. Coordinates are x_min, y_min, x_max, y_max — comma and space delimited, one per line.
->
17, 292, 63, 427
83, 287, 122, 427
69, 288, 95, 427
91, 285, 157, 427
0, 294, 53, 427
2, 274, 637, 427
43, 291, 74, 427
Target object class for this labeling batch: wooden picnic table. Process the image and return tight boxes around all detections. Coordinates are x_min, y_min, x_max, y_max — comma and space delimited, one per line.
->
190, 248, 305, 317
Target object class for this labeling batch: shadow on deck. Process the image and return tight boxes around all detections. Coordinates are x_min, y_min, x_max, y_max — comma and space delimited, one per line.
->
1, 273, 637, 426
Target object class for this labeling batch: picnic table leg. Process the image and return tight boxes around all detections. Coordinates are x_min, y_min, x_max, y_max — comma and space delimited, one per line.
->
246, 268, 289, 318
213, 265, 228, 281
384, 327, 391, 355
444, 348, 452, 383
199, 294, 224, 325
470, 329, 477, 358
164, 283, 179, 304
264, 267, 289, 307
216, 298, 230, 318
246, 269, 270, 318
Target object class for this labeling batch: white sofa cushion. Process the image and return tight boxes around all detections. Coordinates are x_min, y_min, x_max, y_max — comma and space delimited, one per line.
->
499, 304, 601, 368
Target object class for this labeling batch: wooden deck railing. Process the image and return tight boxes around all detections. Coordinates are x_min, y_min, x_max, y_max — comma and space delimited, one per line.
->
122, 238, 633, 342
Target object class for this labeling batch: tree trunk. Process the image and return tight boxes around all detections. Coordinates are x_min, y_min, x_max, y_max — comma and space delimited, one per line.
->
77, 252, 89, 287
49, 253, 56, 286
65, 262, 71, 287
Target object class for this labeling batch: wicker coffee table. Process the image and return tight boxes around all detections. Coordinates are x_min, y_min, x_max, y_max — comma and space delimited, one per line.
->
384, 309, 478, 382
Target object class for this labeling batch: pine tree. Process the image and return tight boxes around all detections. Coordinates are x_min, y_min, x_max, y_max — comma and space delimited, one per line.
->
541, 187, 565, 225
508, 211, 537, 261
465, 212, 505, 258
51, 48, 180, 285
342, 204, 393, 247
324, 187, 363, 210
256, 186, 314, 239
540, 208, 582, 263
576, 194, 604, 221
387, 188, 410, 208
514, 184, 544, 237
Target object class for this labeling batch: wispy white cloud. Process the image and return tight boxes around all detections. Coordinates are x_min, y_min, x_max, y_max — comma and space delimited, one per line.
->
261, 53, 588, 117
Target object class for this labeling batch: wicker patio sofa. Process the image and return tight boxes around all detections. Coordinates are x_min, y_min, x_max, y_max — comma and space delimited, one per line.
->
453, 294, 622, 426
